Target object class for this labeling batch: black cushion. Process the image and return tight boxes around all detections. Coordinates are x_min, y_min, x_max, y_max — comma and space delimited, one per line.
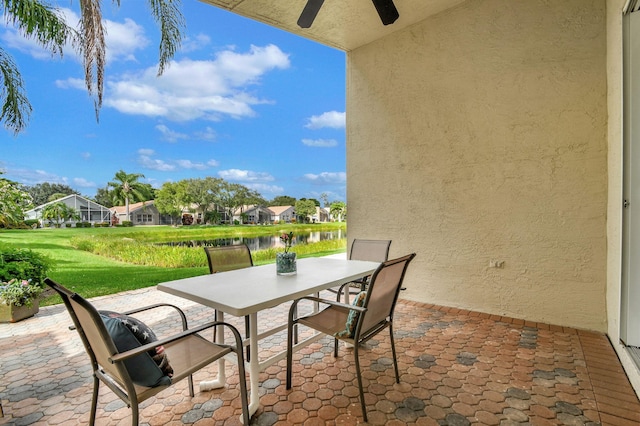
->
99, 310, 173, 387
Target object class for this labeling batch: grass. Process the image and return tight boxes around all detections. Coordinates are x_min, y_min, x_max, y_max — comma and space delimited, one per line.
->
1, 223, 347, 306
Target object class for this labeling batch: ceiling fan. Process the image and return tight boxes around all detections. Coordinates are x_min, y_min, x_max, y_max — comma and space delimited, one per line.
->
297, 0, 399, 28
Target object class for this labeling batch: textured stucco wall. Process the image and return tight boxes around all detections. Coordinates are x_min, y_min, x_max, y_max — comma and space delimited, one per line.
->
346, 0, 608, 330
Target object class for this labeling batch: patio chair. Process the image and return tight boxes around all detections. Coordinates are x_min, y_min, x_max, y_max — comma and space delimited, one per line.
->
45, 278, 250, 426
203, 244, 253, 359
286, 253, 416, 422
332, 239, 392, 301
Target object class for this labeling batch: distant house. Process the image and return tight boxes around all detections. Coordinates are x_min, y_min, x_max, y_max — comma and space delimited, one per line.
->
269, 206, 296, 223
25, 194, 111, 227
233, 205, 273, 224
110, 200, 174, 225
311, 207, 330, 223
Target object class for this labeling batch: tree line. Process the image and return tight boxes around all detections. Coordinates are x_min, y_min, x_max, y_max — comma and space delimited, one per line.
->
2, 170, 346, 227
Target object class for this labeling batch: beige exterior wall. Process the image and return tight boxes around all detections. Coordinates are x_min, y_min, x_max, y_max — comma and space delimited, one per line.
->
347, 0, 608, 330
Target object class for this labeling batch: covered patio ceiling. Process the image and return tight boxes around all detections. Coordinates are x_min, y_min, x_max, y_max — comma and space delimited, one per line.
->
199, 0, 467, 51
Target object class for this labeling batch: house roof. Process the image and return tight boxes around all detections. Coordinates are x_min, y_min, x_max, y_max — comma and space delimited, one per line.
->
111, 200, 155, 214
25, 194, 109, 214
199, 0, 465, 52
269, 206, 295, 215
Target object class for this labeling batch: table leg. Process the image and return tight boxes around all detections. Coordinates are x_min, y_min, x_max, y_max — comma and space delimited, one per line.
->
199, 311, 226, 391
247, 311, 260, 417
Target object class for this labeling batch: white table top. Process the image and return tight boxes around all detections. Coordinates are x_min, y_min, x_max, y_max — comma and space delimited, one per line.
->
157, 257, 380, 317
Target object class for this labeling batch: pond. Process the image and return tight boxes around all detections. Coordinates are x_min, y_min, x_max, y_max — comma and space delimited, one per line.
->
158, 229, 346, 252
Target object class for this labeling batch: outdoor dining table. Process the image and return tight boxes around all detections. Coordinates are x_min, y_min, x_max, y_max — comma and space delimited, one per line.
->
157, 256, 380, 419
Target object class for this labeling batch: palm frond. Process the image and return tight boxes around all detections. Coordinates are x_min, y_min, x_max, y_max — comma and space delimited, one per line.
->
78, 0, 106, 115
147, 0, 185, 75
2, 0, 77, 56
0, 48, 32, 135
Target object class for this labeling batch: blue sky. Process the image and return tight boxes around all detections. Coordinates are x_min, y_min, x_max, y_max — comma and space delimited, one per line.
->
0, 1, 347, 203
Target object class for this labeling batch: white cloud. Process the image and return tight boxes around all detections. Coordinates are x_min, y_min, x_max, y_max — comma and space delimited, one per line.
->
3, 167, 69, 185
302, 138, 338, 147
218, 169, 274, 182
175, 160, 207, 170
136, 149, 217, 172
303, 172, 346, 184
156, 124, 188, 143
2, 8, 148, 64
246, 183, 284, 196
73, 177, 96, 187
81, 152, 91, 159
138, 153, 175, 171
182, 34, 211, 52
102, 44, 290, 121
194, 127, 217, 142
104, 18, 149, 63
304, 111, 345, 129
207, 159, 220, 167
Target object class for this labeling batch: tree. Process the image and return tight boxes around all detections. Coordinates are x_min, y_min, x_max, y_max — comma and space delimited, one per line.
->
93, 186, 113, 207
330, 201, 346, 222
108, 170, 151, 222
47, 193, 67, 202
0, 174, 32, 227
295, 199, 316, 223
1, 0, 185, 135
320, 192, 329, 207
184, 177, 223, 224
41, 201, 79, 227
270, 195, 296, 206
25, 183, 79, 206
155, 181, 188, 225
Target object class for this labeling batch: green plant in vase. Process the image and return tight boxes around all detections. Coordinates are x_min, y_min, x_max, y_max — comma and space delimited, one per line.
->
276, 232, 296, 275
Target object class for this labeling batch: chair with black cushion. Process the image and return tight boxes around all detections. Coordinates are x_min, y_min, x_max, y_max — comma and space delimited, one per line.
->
286, 253, 416, 422
203, 244, 253, 359
333, 239, 392, 301
45, 278, 250, 426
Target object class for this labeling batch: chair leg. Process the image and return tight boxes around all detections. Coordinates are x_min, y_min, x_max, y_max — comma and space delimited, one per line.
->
131, 399, 139, 426
187, 374, 194, 397
353, 344, 368, 422
333, 337, 339, 357
389, 323, 400, 383
235, 338, 251, 426
286, 319, 295, 389
89, 376, 99, 426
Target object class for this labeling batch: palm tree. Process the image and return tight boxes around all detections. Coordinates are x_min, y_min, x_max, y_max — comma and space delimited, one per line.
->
41, 202, 79, 227
108, 170, 150, 222
1, 0, 184, 135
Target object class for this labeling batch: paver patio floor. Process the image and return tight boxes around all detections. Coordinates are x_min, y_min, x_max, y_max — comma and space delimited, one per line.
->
1, 286, 639, 425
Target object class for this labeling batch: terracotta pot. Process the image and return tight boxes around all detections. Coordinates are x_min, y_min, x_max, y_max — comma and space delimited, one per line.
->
0, 299, 40, 323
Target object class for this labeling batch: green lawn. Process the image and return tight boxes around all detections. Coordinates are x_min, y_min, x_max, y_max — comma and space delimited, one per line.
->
1, 223, 346, 306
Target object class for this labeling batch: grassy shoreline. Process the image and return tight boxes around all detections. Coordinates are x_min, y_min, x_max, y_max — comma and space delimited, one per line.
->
1, 223, 347, 306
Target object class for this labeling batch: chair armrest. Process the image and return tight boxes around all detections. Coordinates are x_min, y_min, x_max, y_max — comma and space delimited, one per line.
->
108, 320, 242, 364
122, 303, 188, 331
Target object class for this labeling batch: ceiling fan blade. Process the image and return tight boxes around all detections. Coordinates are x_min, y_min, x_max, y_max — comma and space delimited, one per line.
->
298, 0, 325, 28
371, 0, 399, 25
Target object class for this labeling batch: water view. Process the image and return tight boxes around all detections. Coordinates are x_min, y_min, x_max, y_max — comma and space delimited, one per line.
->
159, 229, 346, 252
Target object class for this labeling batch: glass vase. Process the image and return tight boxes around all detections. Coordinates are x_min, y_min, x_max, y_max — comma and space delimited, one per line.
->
276, 252, 297, 275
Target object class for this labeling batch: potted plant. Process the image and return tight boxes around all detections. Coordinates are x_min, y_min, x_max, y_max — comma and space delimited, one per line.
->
0, 246, 51, 323
276, 232, 297, 275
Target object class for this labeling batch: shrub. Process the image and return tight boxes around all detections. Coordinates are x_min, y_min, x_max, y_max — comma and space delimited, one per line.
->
122, 221, 133, 227
0, 246, 52, 304
24, 219, 39, 229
